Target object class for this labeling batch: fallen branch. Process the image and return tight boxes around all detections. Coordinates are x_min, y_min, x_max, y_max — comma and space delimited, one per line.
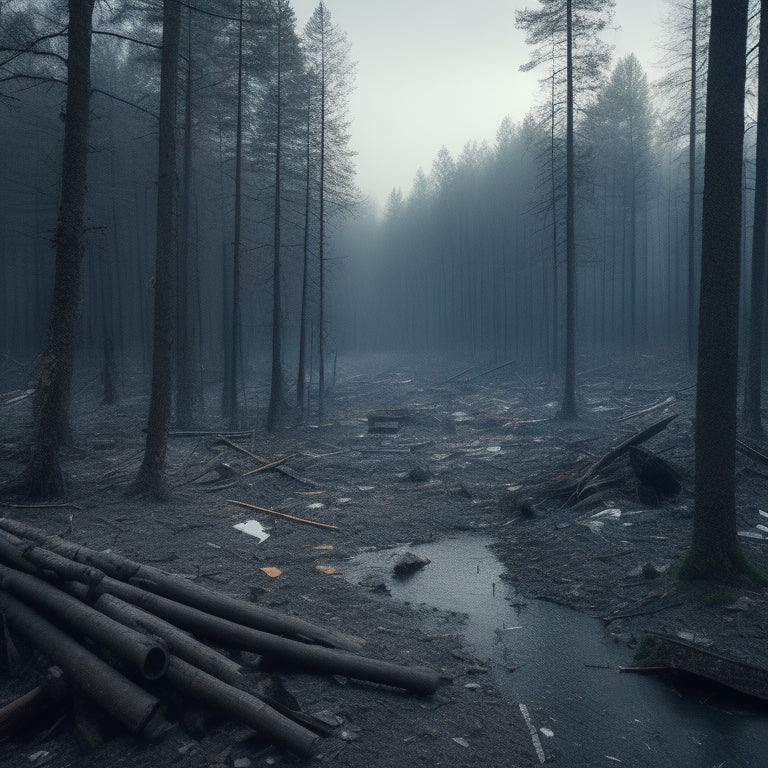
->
228, 499, 339, 530
617, 395, 676, 422
217, 436, 320, 487
243, 454, 296, 476
466, 359, 515, 382
0, 666, 68, 735
736, 439, 768, 467
573, 414, 678, 500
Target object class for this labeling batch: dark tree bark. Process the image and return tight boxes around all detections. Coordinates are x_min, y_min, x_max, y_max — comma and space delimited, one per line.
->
743, 0, 768, 438
687, 0, 698, 365
17, 0, 95, 499
267, 2, 289, 433
560, 0, 577, 418
222, 0, 243, 424
296, 90, 312, 414
679, 0, 759, 584
175, 7, 194, 427
129, 0, 181, 500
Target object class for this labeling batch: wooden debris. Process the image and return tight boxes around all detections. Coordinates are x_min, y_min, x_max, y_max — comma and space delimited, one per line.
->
736, 440, 768, 467
628, 446, 682, 498
573, 414, 678, 501
0, 666, 68, 736
617, 395, 676, 422
216, 436, 320, 487
228, 499, 339, 531
0, 592, 168, 739
0, 521, 442, 756
0, 520, 355, 650
645, 633, 768, 702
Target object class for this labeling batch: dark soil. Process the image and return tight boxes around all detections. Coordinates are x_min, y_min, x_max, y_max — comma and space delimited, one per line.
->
1, 351, 767, 768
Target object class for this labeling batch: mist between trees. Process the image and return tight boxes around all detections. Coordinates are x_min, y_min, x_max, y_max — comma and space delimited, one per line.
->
0, 2, 765, 509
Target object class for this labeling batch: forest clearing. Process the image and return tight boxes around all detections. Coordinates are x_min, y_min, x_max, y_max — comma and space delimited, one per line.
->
2, 353, 768, 766
3, 0, 768, 765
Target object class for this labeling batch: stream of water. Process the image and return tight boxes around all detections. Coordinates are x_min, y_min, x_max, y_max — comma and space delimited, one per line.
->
344, 535, 768, 767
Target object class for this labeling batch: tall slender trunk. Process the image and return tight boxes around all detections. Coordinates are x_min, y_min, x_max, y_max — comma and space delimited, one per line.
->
267, 7, 286, 432
682, 0, 754, 583
317, 21, 327, 422
222, 0, 243, 422
560, 0, 577, 418
550, 46, 559, 371
130, 0, 181, 499
687, 0, 698, 363
296, 90, 312, 413
20, 0, 95, 498
743, 0, 768, 437
176, 8, 194, 426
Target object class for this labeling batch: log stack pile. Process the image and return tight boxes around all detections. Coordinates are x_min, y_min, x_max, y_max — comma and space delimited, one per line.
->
0, 518, 440, 757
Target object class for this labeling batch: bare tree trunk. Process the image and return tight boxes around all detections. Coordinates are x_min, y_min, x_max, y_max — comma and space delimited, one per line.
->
176, 7, 194, 427
267, 5, 287, 433
680, 0, 758, 583
17, 0, 95, 499
296, 91, 312, 414
129, 0, 181, 500
222, 0, 244, 423
560, 0, 577, 418
687, 0, 698, 364
743, 0, 768, 438
318, 29, 327, 423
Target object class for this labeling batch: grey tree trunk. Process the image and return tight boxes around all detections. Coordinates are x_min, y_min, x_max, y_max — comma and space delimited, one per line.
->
19, 0, 95, 498
742, 0, 768, 438
680, 0, 758, 584
129, 0, 181, 499
560, 0, 577, 418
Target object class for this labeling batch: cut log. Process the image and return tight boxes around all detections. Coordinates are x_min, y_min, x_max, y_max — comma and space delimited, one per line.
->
0, 563, 168, 680
0, 518, 361, 651
84, 589, 244, 686
645, 633, 768, 702
89, 575, 441, 694
0, 592, 167, 738
165, 656, 319, 757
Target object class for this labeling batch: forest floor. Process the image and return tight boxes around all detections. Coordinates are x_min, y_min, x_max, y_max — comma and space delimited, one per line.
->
1, 350, 767, 768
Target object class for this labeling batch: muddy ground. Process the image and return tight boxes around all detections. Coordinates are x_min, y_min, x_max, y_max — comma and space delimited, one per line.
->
1, 351, 767, 768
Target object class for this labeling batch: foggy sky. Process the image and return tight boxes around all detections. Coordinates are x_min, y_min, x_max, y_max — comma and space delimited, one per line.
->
291, 0, 668, 210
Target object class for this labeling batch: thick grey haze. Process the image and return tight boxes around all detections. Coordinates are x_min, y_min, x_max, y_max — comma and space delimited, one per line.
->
291, 0, 669, 209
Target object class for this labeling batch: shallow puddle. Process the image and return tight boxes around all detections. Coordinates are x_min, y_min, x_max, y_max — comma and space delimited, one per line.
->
345, 535, 768, 767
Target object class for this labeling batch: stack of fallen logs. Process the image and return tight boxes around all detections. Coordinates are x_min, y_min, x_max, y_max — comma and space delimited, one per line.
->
0, 518, 440, 757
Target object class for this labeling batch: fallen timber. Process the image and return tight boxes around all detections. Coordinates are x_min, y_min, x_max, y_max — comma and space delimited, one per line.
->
0, 516, 362, 651
0, 563, 168, 680
0, 591, 168, 739
0, 520, 442, 756
645, 633, 768, 703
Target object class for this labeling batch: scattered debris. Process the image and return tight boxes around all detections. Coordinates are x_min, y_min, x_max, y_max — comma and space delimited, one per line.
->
518, 703, 546, 764
233, 520, 269, 543
228, 500, 338, 531
393, 552, 431, 578
260, 567, 282, 578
